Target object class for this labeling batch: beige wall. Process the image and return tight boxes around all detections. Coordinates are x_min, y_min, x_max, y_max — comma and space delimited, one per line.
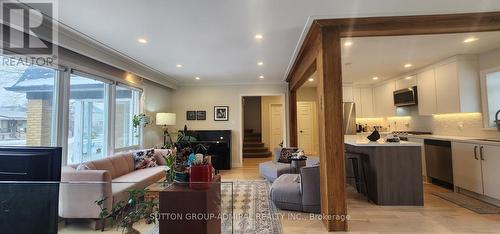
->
143, 80, 173, 148
296, 87, 320, 155
480, 47, 500, 71
170, 84, 287, 167
261, 96, 284, 149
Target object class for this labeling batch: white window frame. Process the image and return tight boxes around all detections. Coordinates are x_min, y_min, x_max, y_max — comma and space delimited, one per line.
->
65, 70, 113, 164
113, 82, 143, 153
480, 66, 500, 129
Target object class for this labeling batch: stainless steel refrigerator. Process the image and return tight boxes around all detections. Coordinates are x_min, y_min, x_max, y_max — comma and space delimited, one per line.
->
343, 102, 356, 135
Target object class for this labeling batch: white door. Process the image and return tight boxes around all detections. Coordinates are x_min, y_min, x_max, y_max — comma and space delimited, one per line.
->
451, 142, 484, 194
480, 144, 500, 200
269, 104, 283, 149
297, 102, 314, 155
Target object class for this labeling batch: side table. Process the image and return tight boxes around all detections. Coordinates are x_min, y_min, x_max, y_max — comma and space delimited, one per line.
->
289, 158, 307, 174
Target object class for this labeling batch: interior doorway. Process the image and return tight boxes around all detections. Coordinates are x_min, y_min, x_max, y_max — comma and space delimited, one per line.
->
242, 95, 284, 159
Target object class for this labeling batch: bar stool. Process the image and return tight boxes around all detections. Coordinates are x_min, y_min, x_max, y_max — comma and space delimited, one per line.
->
345, 151, 370, 202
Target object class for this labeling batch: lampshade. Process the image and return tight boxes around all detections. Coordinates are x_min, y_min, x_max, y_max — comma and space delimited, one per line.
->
156, 113, 176, 126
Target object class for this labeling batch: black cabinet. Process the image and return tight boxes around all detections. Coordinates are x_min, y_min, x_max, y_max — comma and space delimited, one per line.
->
181, 130, 231, 170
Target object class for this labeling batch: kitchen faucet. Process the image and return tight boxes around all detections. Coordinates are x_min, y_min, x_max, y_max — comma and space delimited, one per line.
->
496, 109, 500, 131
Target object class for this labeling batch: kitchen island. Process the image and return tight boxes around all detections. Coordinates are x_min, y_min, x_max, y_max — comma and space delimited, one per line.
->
344, 135, 424, 206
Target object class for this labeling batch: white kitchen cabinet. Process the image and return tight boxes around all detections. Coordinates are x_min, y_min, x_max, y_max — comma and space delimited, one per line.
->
395, 75, 417, 89
480, 144, 500, 200
374, 81, 396, 117
451, 142, 484, 194
353, 87, 375, 118
417, 69, 437, 116
434, 57, 480, 114
342, 86, 353, 102
360, 87, 374, 118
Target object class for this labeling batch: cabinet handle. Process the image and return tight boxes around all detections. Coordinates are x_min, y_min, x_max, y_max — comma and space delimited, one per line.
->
474, 145, 478, 160
480, 146, 484, 161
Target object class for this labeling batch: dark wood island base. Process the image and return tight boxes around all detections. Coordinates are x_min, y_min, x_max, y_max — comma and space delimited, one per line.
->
345, 143, 424, 206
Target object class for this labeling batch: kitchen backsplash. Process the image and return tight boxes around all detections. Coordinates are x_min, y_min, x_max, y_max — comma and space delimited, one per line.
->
357, 112, 500, 139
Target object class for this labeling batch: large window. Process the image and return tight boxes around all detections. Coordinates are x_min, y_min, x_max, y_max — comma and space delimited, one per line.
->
0, 59, 57, 146
482, 70, 500, 128
67, 73, 109, 164
115, 85, 141, 149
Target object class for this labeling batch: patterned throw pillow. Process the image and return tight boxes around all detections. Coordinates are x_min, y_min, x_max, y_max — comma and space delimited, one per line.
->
278, 147, 298, 163
133, 149, 158, 170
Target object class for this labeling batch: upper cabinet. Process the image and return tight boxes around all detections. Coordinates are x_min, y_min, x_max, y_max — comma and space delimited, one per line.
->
417, 55, 480, 115
342, 86, 353, 102
374, 81, 396, 117
352, 87, 374, 118
395, 75, 417, 89
417, 69, 438, 116
435, 56, 480, 114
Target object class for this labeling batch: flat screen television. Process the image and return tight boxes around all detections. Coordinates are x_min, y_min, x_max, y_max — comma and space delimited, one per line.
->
0, 146, 62, 234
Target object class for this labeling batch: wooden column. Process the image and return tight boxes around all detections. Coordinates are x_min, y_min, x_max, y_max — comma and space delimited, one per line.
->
288, 89, 298, 147
316, 26, 347, 231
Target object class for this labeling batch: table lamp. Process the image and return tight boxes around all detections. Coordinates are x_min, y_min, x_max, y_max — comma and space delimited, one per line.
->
156, 113, 176, 147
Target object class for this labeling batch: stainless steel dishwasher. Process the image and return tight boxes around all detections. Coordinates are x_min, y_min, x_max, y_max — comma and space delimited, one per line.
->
424, 139, 453, 187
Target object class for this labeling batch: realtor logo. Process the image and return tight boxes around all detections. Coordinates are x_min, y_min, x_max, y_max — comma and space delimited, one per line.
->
1, 0, 58, 66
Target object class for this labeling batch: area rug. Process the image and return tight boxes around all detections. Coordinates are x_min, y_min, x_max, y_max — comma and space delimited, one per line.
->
148, 180, 283, 234
433, 192, 500, 214
221, 180, 283, 234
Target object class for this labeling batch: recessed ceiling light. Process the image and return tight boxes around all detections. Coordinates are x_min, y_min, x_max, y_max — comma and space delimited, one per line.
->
257, 62, 264, 66
372, 76, 379, 80
259, 75, 264, 79
404, 63, 413, 68
176, 64, 183, 68
137, 38, 148, 44
308, 78, 314, 82
405, 76, 413, 80
195, 77, 200, 80
344, 41, 353, 47
255, 34, 263, 40
463, 37, 478, 43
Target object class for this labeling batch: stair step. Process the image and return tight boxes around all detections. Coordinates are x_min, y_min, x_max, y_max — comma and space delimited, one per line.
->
244, 133, 261, 138
244, 129, 253, 133
243, 147, 268, 153
243, 142, 264, 147
243, 151, 272, 158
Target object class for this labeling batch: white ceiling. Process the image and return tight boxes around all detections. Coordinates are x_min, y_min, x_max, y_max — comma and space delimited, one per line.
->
341, 32, 500, 85
56, 0, 500, 85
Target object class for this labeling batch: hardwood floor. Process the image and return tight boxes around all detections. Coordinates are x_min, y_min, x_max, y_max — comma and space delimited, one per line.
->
220, 157, 500, 233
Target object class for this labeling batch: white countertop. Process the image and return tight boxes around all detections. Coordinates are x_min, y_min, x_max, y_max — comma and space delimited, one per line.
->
405, 134, 500, 146
345, 135, 423, 147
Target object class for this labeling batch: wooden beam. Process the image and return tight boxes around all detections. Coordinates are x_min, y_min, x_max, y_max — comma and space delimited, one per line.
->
288, 89, 298, 147
316, 26, 347, 231
286, 23, 321, 86
316, 11, 500, 37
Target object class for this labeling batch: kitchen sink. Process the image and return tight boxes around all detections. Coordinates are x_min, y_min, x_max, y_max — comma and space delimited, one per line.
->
472, 138, 500, 142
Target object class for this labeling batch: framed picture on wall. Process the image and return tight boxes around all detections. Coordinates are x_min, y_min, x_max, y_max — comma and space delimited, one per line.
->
186, 111, 196, 120
196, 111, 206, 120
214, 106, 229, 121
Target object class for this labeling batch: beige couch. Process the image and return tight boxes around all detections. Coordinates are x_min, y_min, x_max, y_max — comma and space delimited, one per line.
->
59, 150, 169, 219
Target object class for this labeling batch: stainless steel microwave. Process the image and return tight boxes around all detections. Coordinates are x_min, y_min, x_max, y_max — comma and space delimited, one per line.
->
393, 86, 418, 107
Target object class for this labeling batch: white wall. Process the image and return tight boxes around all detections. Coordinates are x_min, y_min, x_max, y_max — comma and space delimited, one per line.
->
171, 84, 288, 167
143, 80, 173, 148
480, 47, 500, 71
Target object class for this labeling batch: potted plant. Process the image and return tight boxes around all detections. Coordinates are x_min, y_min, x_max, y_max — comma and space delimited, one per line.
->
132, 114, 149, 137
95, 189, 158, 234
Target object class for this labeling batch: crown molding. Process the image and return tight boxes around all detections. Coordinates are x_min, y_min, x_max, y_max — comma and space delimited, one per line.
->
55, 22, 178, 89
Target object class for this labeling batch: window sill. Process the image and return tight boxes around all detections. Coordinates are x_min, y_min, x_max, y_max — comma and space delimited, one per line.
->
114, 145, 141, 153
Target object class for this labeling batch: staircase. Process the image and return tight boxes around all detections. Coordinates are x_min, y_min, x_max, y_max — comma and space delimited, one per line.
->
243, 129, 272, 158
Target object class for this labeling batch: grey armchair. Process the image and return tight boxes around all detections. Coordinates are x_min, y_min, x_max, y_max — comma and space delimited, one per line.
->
270, 165, 320, 213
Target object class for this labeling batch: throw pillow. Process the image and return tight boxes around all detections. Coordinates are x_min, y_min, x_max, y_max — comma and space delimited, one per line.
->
278, 147, 298, 163
133, 149, 158, 170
